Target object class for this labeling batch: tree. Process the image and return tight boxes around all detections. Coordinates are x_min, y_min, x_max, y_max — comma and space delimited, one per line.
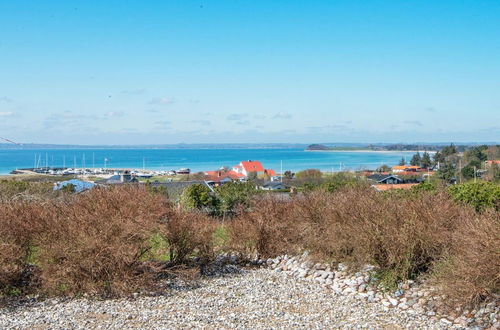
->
464, 146, 488, 163
376, 164, 391, 172
448, 181, 500, 212
461, 159, 481, 179
180, 184, 214, 210
215, 181, 256, 214
441, 144, 457, 157
433, 151, 445, 165
295, 169, 323, 180
410, 152, 422, 166
247, 171, 258, 181
398, 157, 406, 166
283, 170, 294, 179
437, 162, 456, 182
421, 151, 432, 169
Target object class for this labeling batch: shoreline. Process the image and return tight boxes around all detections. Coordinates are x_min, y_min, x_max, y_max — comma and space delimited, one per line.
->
306, 149, 435, 153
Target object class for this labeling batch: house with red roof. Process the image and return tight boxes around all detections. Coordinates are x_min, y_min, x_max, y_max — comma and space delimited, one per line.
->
233, 160, 265, 176
232, 160, 277, 179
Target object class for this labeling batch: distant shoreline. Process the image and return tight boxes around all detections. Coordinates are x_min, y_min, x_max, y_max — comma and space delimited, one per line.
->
305, 149, 434, 153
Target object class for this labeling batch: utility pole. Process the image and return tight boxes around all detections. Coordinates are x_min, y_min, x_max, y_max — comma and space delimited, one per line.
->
280, 160, 283, 183
474, 166, 477, 183
458, 159, 462, 184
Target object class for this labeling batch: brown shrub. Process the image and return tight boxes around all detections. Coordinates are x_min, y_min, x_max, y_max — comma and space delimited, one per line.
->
160, 210, 217, 265
228, 195, 302, 258
432, 209, 500, 307
229, 186, 496, 296
0, 186, 171, 297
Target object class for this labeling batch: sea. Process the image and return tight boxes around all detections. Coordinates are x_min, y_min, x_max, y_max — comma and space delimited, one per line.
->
0, 148, 419, 175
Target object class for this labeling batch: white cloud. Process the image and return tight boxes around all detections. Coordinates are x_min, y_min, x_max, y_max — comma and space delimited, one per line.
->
227, 113, 248, 121
0, 112, 14, 117
104, 111, 125, 118
273, 112, 292, 119
149, 97, 175, 105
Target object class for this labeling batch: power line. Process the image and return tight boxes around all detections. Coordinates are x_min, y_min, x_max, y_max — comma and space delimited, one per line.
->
0, 137, 20, 145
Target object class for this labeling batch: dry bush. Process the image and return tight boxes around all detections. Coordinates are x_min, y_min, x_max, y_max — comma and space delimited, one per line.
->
432, 209, 500, 307
0, 186, 171, 297
229, 187, 493, 292
228, 195, 302, 258
36, 186, 170, 296
160, 210, 217, 265
0, 179, 55, 202
0, 201, 49, 294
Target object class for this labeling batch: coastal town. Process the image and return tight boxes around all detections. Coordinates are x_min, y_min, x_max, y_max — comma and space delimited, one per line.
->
6, 143, 498, 198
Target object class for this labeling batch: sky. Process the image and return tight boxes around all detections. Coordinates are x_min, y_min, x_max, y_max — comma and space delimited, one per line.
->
0, 0, 499, 145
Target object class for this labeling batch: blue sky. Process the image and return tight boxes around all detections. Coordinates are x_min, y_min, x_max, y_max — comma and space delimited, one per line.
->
0, 0, 499, 144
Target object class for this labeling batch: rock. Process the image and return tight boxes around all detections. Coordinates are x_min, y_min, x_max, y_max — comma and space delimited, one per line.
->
389, 298, 398, 307
439, 318, 452, 325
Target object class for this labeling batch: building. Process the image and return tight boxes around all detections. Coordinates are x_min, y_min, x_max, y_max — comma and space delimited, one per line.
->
367, 174, 404, 184
233, 160, 265, 176
259, 181, 289, 191
232, 160, 277, 179
95, 171, 138, 185
53, 179, 95, 193
392, 165, 422, 173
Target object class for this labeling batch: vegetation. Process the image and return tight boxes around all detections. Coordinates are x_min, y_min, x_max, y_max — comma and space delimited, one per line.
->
448, 181, 500, 211
180, 183, 214, 210
0, 175, 498, 311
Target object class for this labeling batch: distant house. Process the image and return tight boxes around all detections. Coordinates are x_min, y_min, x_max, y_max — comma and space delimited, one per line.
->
367, 174, 404, 184
231, 160, 277, 179
485, 160, 500, 167
204, 170, 246, 185
265, 169, 277, 177
259, 181, 289, 191
95, 171, 138, 185
233, 160, 265, 176
54, 179, 95, 193
392, 165, 422, 173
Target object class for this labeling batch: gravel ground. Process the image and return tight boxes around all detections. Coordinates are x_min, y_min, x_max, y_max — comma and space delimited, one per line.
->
0, 268, 452, 329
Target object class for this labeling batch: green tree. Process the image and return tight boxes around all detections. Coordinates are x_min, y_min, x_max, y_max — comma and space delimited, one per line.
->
376, 164, 391, 172
441, 143, 457, 157
437, 163, 456, 182
283, 170, 294, 179
247, 171, 258, 181
461, 159, 481, 179
61, 183, 76, 194
448, 181, 500, 212
421, 151, 432, 169
464, 146, 488, 163
410, 152, 422, 166
398, 157, 406, 166
180, 184, 214, 210
433, 151, 445, 165
215, 181, 256, 215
